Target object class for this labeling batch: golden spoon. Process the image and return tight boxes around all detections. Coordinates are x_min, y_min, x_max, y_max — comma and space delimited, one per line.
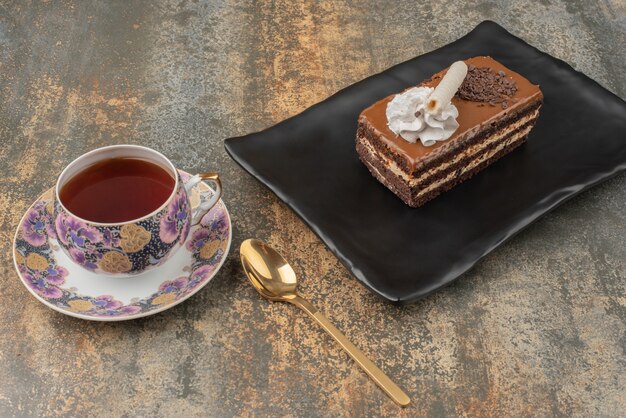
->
240, 239, 411, 407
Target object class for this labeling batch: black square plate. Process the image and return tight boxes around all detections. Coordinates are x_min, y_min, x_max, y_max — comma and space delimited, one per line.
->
225, 21, 626, 304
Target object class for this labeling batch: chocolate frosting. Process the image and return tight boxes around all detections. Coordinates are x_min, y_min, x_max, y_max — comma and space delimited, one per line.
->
359, 56, 543, 171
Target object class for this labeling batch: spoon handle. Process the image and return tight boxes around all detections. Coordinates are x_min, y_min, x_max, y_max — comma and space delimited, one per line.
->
290, 295, 411, 407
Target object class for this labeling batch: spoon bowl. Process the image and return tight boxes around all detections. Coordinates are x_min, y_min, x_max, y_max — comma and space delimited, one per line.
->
240, 239, 298, 300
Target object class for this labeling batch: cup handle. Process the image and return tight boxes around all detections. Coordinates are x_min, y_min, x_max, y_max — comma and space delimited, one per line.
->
184, 172, 222, 225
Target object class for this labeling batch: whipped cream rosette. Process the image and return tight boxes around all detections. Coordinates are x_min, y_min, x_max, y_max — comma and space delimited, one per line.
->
386, 61, 468, 146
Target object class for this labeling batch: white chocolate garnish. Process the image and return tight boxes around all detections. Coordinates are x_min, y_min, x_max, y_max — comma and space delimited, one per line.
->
426, 61, 468, 114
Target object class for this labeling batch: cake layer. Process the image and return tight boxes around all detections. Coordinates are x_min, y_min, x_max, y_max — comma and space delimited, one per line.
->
412, 126, 532, 199
412, 132, 530, 207
360, 108, 540, 186
359, 127, 532, 207
357, 112, 540, 207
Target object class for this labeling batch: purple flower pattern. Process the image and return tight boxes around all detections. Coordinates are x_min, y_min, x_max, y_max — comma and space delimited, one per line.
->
159, 192, 190, 244
186, 264, 215, 294
54, 212, 104, 271
201, 211, 229, 237
21, 201, 56, 246
55, 212, 102, 247
89, 295, 142, 316
159, 277, 189, 293
102, 229, 120, 248
186, 228, 210, 252
20, 263, 68, 299
68, 247, 100, 271
187, 209, 229, 255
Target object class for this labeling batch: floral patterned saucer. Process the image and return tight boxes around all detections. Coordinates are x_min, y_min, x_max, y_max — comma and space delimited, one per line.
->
12, 171, 231, 321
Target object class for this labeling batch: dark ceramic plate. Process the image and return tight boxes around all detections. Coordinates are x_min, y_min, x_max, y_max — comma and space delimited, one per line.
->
225, 21, 626, 304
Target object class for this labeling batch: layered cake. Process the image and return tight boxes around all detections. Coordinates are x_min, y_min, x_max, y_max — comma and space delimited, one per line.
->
356, 56, 543, 207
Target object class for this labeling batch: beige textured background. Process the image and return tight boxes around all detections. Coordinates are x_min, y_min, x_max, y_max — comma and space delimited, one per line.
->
1, 1, 625, 416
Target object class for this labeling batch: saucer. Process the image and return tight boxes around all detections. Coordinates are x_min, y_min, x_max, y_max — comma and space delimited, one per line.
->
12, 170, 231, 321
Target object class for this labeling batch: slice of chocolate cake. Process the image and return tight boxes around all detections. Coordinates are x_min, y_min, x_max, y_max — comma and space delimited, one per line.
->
356, 56, 543, 207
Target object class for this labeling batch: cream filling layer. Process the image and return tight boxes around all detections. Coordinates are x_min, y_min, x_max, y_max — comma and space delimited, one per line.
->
413, 124, 533, 198
360, 109, 539, 186
361, 125, 533, 200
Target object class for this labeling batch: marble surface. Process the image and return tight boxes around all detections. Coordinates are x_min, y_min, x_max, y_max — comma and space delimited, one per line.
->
1, 1, 624, 416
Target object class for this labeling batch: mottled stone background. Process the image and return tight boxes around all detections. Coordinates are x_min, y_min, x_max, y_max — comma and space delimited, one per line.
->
1, 1, 625, 416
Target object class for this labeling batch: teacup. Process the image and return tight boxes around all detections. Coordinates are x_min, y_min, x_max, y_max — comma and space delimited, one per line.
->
53, 144, 222, 276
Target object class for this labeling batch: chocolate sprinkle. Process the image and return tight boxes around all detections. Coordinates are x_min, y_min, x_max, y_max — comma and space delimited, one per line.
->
457, 66, 518, 109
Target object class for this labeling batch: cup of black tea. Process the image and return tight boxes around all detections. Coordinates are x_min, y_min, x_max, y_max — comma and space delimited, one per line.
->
53, 144, 222, 276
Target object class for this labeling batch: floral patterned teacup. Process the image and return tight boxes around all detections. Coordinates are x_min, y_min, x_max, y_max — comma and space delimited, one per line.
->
53, 145, 222, 276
